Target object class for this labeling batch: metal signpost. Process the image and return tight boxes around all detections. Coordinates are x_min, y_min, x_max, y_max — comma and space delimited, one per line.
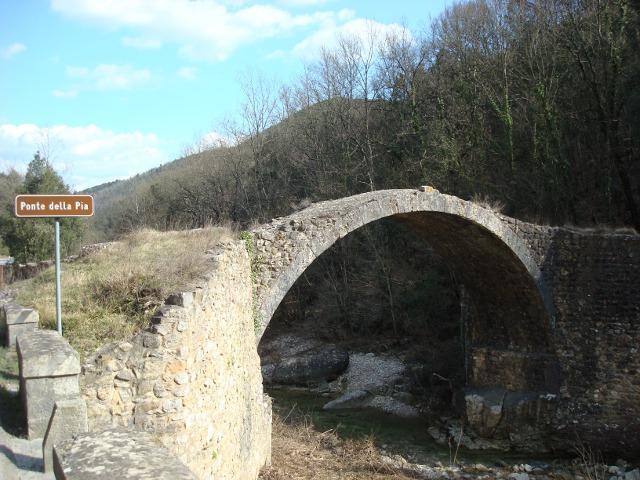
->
15, 194, 95, 335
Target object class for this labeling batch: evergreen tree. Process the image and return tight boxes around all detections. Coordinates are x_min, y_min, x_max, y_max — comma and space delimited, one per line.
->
1, 153, 83, 262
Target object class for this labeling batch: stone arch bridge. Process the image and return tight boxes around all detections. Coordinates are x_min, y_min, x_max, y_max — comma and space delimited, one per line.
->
251, 188, 640, 452
76, 188, 639, 477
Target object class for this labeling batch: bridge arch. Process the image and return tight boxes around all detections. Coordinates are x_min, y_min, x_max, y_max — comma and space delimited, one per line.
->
252, 189, 557, 388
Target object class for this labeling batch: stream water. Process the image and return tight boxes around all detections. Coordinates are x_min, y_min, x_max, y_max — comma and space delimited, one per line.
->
268, 386, 569, 469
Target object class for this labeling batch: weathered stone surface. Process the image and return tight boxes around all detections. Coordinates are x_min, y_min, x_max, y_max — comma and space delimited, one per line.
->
625, 469, 640, 480
80, 241, 271, 480
340, 352, 406, 393
251, 189, 551, 347
17, 330, 81, 439
323, 390, 370, 410
52, 428, 196, 479
323, 390, 419, 418
1, 304, 39, 347
263, 344, 349, 385
17, 330, 80, 378
3, 304, 39, 326
462, 387, 557, 451
43, 398, 88, 473
250, 188, 640, 455
470, 348, 562, 392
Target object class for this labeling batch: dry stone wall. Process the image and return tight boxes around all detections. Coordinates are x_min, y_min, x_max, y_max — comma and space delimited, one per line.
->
81, 241, 271, 480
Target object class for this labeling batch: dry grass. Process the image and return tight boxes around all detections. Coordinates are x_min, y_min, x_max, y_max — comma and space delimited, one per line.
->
260, 409, 417, 480
573, 442, 608, 480
470, 193, 505, 214
12, 227, 233, 358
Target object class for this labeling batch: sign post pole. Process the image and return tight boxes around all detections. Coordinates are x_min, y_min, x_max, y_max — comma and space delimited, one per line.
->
54, 218, 62, 335
14, 194, 95, 337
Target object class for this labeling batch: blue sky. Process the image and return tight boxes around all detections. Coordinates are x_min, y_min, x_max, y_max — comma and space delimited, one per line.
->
1, 0, 450, 190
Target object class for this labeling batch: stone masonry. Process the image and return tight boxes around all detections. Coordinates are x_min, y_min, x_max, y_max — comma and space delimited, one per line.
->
2, 304, 39, 347
13, 188, 634, 477
251, 188, 640, 455
80, 241, 271, 480
17, 329, 81, 439
53, 428, 197, 479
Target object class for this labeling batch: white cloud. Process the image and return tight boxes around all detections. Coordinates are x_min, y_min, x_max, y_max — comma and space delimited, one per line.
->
176, 66, 197, 80
121, 36, 162, 49
265, 49, 286, 60
279, 0, 328, 6
292, 18, 408, 60
50, 0, 345, 61
52, 89, 78, 99
65, 64, 152, 90
1, 42, 27, 59
0, 123, 167, 190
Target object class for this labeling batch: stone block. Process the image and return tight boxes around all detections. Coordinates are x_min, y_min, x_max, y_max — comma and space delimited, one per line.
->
462, 387, 557, 450
17, 330, 81, 439
43, 398, 88, 473
2, 304, 39, 347
52, 428, 197, 479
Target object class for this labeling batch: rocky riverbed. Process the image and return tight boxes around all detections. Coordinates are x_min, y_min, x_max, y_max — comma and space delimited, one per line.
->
259, 333, 639, 480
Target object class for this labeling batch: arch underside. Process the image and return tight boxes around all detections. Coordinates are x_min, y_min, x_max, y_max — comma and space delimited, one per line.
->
254, 190, 559, 392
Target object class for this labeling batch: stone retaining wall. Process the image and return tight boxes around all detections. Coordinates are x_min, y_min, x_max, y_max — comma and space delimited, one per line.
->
1, 260, 53, 285
80, 240, 271, 480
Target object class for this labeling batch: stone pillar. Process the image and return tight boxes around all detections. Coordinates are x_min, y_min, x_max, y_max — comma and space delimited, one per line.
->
52, 429, 197, 479
17, 330, 81, 439
43, 398, 88, 473
1, 304, 39, 347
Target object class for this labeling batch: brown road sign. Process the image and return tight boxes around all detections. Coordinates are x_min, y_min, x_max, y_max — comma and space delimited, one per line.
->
15, 194, 94, 218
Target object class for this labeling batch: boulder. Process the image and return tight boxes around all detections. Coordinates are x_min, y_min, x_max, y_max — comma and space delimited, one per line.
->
341, 352, 406, 394
323, 391, 419, 418
263, 344, 349, 385
367, 395, 420, 418
462, 387, 558, 451
323, 390, 371, 410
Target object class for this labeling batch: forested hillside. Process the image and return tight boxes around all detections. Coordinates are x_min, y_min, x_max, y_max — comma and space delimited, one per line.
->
88, 0, 640, 239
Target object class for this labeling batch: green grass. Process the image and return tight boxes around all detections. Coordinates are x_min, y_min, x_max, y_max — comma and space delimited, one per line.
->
0, 345, 19, 384
12, 227, 233, 359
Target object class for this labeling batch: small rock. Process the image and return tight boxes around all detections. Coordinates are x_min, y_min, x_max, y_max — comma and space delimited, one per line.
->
625, 469, 640, 480
153, 323, 172, 336
162, 398, 181, 413
173, 385, 189, 398
322, 390, 370, 410
153, 382, 168, 398
105, 359, 123, 372
96, 386, 112, 400
115, 370, 133, 381
143, 333, 161, 348
174, 372, 189, 385
509, 474, 529, 480
473, 464, 491, 472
